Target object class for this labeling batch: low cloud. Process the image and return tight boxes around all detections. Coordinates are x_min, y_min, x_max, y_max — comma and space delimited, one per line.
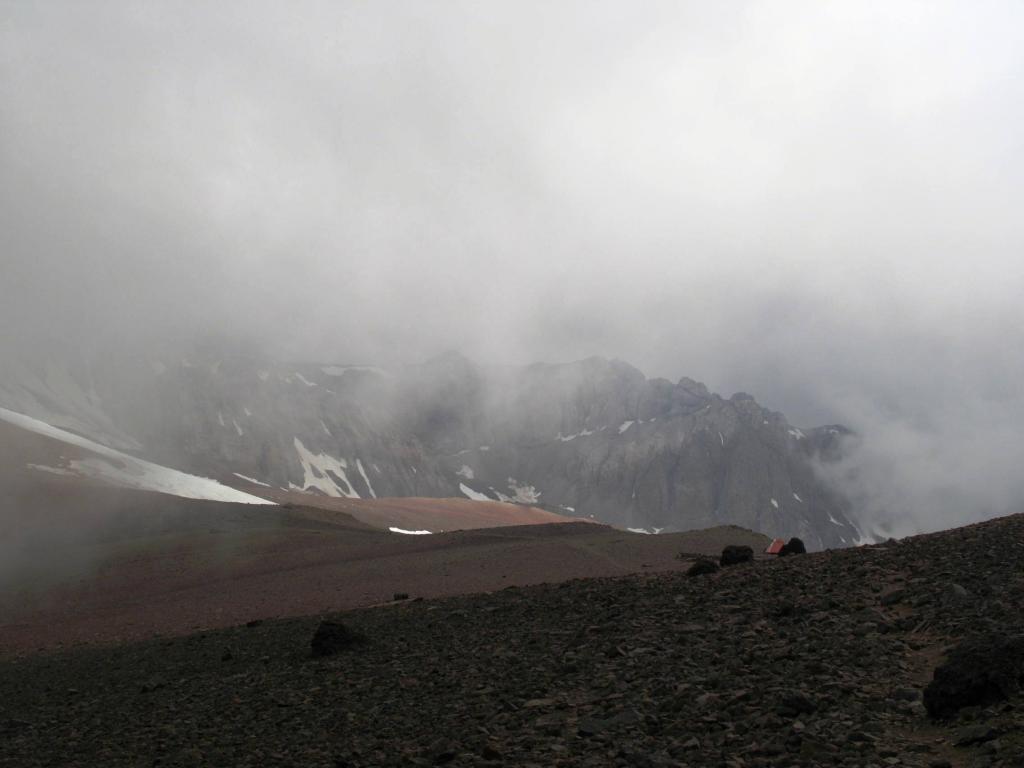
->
3, 2, 1024, 534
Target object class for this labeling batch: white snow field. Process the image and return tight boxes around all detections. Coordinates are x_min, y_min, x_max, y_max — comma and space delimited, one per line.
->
1, 406, 275, 505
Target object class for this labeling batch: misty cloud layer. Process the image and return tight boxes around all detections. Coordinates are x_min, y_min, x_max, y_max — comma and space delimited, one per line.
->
3, 1, 1024, 536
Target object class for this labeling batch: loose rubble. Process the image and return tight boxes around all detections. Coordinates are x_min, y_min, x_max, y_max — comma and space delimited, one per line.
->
2, 513, 1024, 766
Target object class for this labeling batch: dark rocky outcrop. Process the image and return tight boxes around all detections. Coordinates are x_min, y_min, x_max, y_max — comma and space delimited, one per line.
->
923, 634, 1024, 719
778, 537, 807, 556
686, 558, 720, 577
310, 620, 364, 657
720, 545, 753, 566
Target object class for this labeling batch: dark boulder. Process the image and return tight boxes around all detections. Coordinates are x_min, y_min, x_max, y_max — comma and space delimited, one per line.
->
687, 558, 720, 577
923, 634, 1024, 719
720, 545, 753, 567
778, 537, 807, 557
310, 620, 365, 658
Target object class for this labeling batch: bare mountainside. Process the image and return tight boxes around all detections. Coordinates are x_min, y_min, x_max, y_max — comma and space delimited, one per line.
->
0, 464, 768, 655
0, 349, 860, 548
2, 511, 1023, 766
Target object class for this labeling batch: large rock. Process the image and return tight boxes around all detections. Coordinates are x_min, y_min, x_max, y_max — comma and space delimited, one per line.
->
720, 545, 754, 567
923, 634, 1024, 718
310, 620, 364, 657
686, 558, 720, 577
778, 537, 806, 556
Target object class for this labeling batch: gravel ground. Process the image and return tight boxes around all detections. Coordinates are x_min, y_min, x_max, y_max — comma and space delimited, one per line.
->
2, 514, 1023, 767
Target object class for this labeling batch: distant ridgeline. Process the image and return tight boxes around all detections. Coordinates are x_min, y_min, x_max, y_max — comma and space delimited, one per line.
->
0, 350, 862, 549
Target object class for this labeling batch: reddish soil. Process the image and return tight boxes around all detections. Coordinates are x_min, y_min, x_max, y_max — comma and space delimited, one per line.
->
0, 416, 769, 656
0, 479, 768, 656
247, 486, 583, 531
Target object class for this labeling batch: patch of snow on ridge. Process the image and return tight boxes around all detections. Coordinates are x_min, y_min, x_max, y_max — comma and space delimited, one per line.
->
507, 478, 540, 504
320, 420, 332, 436
827, 511, 845, 527
627, 527, 651, 534
771, 498, 779, 509
322, 365, 390, 377
0, 407, 274, 505
233, 472, 271, 488
788, 428, 806, 439
27, 463, 74, 477
294, 373, 317, 387
618, 420, 635, 434
217, 411, 226, 427
389, 527, 431, 535
233, 419, 244, 437
459, 483, 491, 502
557, 429, 595, 442
793, 492, 804, 502
291, 438, 359, 498
356, 459, 377, 498
456, 464, 474, 480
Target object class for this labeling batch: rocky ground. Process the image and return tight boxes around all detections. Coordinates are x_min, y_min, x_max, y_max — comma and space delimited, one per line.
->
2, 513, 1023, 767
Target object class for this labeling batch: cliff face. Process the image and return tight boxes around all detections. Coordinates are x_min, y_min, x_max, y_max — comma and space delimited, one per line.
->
0, 351, 861, 549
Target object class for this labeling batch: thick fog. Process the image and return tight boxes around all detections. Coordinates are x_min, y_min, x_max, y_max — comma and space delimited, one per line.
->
3, 1, 1024, 536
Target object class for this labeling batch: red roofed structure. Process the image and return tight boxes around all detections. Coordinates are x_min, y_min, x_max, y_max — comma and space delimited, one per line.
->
765, 538, 786, 555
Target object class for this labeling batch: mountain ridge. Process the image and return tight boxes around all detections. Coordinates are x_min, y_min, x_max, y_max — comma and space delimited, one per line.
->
0, 349, 862, 548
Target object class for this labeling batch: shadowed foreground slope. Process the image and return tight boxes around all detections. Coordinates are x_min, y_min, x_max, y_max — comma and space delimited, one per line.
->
2, 514, 1023, 766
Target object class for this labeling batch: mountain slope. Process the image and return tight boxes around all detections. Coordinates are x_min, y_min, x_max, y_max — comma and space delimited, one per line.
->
0, 350, 860, 548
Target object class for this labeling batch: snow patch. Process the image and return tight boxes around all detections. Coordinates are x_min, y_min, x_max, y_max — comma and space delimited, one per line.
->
827, 511, 845, 527
627, 527, 651, 534
557, 429, 595, 442
389, 527, 431, 535
788, 428, 806, 440
233, 472, 271, 488
232, 419, 244, 437
294, 372, 317, 387
455, 464, 474, 480
26, 463, 75, 477
618, 420, 635, 434
217, 411, 226, 427
459, 483, 491, 502
0, 407, 273, 505
322, 365, 389, 377
479, 446, 490, 451
356, 459, 377, 498
770, 498, 779, 509
291, 438, 359, 498
320, 420, 332, 436
506, 478, 541, 504
719, 432, 725, 446
244, 407, 252, 417
792, 492, 803, 503
560, 505, 576, 513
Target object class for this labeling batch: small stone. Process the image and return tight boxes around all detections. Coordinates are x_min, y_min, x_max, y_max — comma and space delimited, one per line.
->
953, 723, 998, 746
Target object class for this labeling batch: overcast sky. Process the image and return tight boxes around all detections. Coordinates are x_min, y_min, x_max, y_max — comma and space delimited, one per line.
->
3, 1, 1024, 534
